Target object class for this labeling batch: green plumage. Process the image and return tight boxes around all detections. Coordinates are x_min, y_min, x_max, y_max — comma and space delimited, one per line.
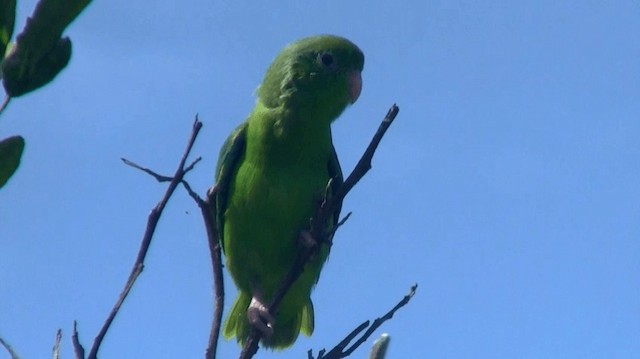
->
215, 35, 364, 349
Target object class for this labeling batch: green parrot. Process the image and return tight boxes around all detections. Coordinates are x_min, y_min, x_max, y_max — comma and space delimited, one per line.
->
214, 35, 364, 349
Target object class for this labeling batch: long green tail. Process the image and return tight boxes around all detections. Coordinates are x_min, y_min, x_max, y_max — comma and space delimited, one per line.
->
223, 291, 315, 349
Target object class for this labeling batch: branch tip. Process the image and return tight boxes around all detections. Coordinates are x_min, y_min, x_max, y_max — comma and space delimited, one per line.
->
319, 284, 417, 359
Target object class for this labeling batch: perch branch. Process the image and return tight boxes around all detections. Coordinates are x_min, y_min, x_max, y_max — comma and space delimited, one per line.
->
182, 180, 226, 359
239, 104, 400, 358
79, 117, 203, 359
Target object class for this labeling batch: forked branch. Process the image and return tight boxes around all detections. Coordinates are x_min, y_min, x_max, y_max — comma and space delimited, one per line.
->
72, 118, 203, 359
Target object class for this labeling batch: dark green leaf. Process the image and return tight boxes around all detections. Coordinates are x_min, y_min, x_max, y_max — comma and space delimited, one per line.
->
2, 37, 71, 96
1, 0, 91, 96
0, 0, 16, 60
14, 0, 90, 60
0, 135, 25, 188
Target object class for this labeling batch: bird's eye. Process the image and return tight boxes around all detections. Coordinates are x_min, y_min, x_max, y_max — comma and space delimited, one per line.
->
318, 52, 336, 69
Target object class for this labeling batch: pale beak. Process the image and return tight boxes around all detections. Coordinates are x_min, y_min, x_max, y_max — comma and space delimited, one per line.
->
348, 70, 362, 104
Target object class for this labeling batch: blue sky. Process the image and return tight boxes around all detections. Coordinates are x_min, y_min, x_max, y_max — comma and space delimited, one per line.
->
2, 0, 639, 358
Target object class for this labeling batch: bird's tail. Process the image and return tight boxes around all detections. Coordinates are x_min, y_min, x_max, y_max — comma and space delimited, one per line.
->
223, 292, 315, 349
223, 291, 252, 343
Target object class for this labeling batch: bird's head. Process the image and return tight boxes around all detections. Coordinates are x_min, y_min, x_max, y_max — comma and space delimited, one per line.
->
257, 35, 365, 124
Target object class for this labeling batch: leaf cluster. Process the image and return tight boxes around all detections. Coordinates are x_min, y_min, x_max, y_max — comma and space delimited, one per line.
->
0, 0, 91, 188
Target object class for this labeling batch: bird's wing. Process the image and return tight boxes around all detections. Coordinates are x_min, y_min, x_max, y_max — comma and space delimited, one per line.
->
214, 122, 248, 253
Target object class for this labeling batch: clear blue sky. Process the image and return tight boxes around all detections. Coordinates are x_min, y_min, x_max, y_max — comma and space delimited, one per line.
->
2, 0, 639, 358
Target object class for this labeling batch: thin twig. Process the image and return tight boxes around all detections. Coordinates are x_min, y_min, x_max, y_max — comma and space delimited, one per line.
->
81, 117, 203, 359
239, 104, 400, 358
0, 96, 10, 116
0, 336, 20, 359
320, 321, 370, 357
327, 212, 352, 238
316, 285, 417, 359
184, 156, 203, 173
121, 157, 201, 182
72, 321, 85, 359
121, 158, 173, 182
52, 329, 62, 359
332, 104, 400, 208
182, 181, 226, 359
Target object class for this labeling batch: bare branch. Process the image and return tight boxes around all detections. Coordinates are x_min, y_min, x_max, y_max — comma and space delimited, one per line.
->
121, 155, 201, 183
72, 321, 85, 359
0, 336, 20, 359
319, 321, 370, 358
182, 180, 226, 359
52, 329, 62, 359
308, 285, 417, 359
0, 96, 10, 116
76, 117, 203, 359
184, 156, 203, 173
120, 158, 173, 182
324, 284, 417, 358
334, 104, 399, 208
239, 104, 400, 358
204, 187, 225, 359
327, 212, 352, 238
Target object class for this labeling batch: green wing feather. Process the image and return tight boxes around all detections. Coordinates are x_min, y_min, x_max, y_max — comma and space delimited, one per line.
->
215, 122, 247, 253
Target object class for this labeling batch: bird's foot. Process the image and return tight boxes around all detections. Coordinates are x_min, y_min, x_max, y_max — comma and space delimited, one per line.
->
298, 230, 317, 248
248, 295, 275, 337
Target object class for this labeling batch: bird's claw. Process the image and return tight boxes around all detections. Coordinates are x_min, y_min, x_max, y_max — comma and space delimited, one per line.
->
298, 230, 317, 248
248, 296, 275, 337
